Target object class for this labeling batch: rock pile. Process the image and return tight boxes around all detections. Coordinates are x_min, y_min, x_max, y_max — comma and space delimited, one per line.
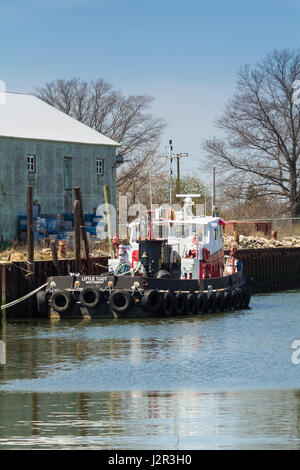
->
223, 234, 300, 250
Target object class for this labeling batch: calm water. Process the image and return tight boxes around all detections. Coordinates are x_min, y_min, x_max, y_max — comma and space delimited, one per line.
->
0, 291, 300, 449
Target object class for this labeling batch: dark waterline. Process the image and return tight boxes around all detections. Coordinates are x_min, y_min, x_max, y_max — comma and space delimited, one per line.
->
0, 291, 300, 449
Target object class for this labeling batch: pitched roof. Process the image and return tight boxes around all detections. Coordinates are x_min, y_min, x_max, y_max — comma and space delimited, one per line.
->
0, 92, 119, 146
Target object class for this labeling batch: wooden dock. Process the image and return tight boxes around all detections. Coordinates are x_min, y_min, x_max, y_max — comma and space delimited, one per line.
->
0, 256, 108, 318
227, 247, 300, 293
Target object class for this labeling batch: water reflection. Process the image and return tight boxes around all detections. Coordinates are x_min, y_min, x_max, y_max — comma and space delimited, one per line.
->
1, 291, 300, 448
1, 390, 300, 449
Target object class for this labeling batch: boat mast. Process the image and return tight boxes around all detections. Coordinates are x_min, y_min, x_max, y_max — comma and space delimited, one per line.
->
168, 139, 173, 208
211, 165, 216, 216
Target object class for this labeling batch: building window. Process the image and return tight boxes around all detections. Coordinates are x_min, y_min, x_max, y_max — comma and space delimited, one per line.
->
96, 159, 104, 175
27, 155, 36, 173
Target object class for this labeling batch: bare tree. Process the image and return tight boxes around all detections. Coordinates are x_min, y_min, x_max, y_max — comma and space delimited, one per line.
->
34, 78, 166, 198
203, 49, 300, 218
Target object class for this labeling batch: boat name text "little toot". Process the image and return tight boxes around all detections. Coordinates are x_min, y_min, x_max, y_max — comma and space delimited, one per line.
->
82, 276, 107, 284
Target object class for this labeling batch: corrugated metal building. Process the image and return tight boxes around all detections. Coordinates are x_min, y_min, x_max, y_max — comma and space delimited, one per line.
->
0, 92, 119, 241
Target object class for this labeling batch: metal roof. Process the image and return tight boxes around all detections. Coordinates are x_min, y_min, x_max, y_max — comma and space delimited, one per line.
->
0, 92, 119, 146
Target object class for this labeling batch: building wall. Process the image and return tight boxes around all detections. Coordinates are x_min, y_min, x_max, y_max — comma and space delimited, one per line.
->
0, 137, 117, 240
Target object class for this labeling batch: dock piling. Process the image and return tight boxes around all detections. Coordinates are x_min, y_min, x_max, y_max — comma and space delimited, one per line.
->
73, 187, 90, 270
26, 186, 35, 315
74, 199, 81, 273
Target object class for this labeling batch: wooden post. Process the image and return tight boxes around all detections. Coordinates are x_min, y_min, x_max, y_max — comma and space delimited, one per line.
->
233, 231, 239, 244
73, 187, 89, 268
27, 186, 35, 315
1, 266, 6, 321
74, 199, 81, 273
50, 240, 59, 275
80, 226, 88, 264
103, 184, 114, 259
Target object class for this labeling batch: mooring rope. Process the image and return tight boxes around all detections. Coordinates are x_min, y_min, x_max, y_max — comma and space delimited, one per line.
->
1, 283, 48, 310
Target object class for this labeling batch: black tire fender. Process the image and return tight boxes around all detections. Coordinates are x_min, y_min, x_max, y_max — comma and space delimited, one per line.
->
36, 290, 48, 317
142, 289, 162, 312
235, 287, 244, 309
231, 288, 239, 310
241, 287, 251, 309
215, 291, 225, 313
197, 292, 208, 314
51, 289, 73, 313
109, 290, 132, 313
186, 293, 197, 315
162, 292, 175, 316
207, 291, 216, 313
223, 290, 232, 311
80, 287, 100, 308
175, 292, 186, 315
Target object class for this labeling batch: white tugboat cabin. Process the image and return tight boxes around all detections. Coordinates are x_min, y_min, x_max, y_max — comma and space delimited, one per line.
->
109, 195, 227, 283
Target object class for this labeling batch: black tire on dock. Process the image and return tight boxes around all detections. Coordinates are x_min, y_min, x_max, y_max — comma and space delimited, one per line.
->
80, 287, 100, 309
215, 291, 225, 312
197, 292, 208, 314
175, 292, 186, 315
36, 291, 48, 317
51, 289, 73, 313
186, 293, 197, 315
223, 290, 232, 311
162, 292, 175, 316
142, 289, 162, 312
207, 292, 216, 313
109, 290, 132, 313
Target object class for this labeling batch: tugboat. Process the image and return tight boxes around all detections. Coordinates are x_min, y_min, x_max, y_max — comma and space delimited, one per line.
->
38, 195, 253, 319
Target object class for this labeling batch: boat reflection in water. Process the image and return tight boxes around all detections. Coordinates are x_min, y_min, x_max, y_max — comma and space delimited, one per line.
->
1, 289, 300, 449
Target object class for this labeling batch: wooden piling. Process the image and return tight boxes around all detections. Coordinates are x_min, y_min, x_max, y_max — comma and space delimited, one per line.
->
26, 186, 35, 315
103, 184, 114, 259
80, 226, 88, 267
74, 199, 81, 273
50, 240, 59, 275
73, 187, 89, 269
1, 266, 6, 320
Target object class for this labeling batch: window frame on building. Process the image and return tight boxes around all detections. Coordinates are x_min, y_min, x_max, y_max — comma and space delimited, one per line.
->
27, 154, 36, 173
96, 158, 104, 176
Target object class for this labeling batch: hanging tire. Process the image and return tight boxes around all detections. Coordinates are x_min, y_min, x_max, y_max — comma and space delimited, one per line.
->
51, 289, 73, 313
223, 290, 232, 311
109, 290, 132, 313
197, 292, 208, 314
162, 292, 175, 316
235, 287, 244, 309
207, 291, 216, 313
215, 291, 225, 312
175, 293, 186, 315
142, 289, 162, 312
80, 287, 100, 309
36, 291, 48, 317
242, 288, 252, 308
186, 293, 197, 315
231, 289, 239, 310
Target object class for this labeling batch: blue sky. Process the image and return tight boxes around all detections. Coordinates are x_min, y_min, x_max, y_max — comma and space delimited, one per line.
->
1, 0, 300, 175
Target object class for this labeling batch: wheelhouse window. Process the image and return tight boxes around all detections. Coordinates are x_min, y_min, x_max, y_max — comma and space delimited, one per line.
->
27, 154, 36, 173
96, 159, 104, 175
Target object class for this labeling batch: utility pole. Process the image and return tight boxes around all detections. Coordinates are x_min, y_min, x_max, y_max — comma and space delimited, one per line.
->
168, 140, 173, 208
175, 153, 188, 194
166, 140, 188, 207
212, 166, 216, 215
